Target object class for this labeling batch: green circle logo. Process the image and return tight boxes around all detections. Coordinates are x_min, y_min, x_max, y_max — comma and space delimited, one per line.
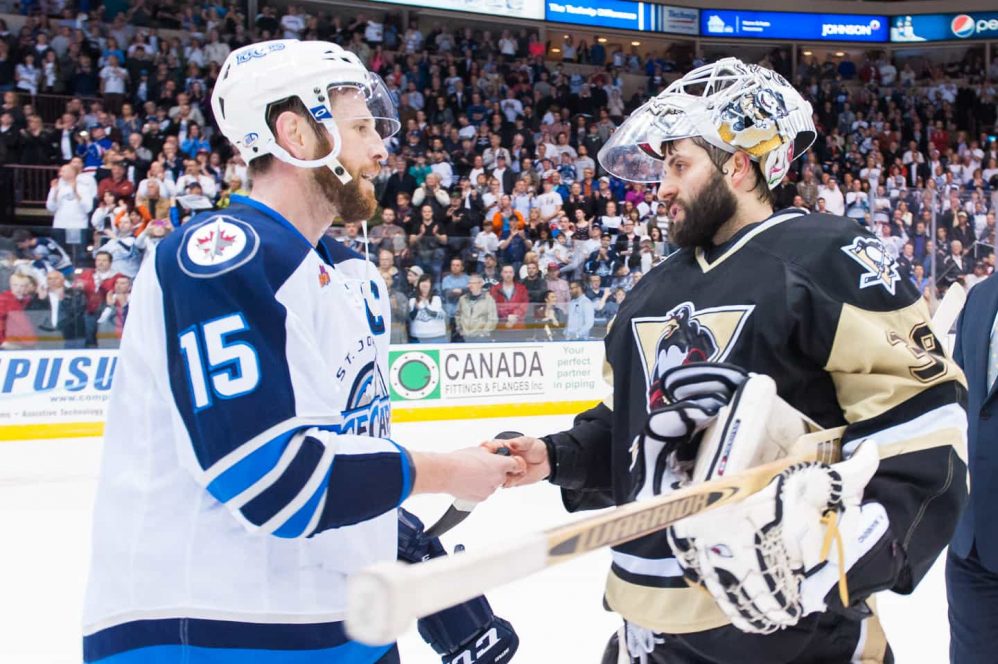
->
390, 351, 440, 400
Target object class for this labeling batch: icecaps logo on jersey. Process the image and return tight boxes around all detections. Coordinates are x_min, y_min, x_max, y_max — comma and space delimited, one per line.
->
841, 236, 901, 295
631, 302, 755, 410
179, 215, 260, 278
333, 360, 391, 437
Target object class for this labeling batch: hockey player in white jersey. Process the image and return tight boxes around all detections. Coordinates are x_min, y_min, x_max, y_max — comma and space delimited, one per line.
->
83, 40, 521, 663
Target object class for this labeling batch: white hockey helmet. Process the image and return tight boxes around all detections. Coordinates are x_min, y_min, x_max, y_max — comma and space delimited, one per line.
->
598, 58, 815, 188
211, 39, 399, 184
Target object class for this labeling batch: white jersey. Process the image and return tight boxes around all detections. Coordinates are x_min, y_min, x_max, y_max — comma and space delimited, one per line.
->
83, 196, 405, 662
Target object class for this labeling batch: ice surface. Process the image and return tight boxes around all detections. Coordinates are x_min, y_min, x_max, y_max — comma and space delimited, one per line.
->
0, 415, 948, 663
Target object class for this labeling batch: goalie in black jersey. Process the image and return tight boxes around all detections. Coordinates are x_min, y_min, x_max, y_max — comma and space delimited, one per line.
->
488, 58, 968, 663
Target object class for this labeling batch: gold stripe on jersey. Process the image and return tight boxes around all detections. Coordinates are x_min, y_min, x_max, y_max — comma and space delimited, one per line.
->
693, 211, 803, 273
857, 597, 889, 663
878, 426, 967, 465
605, 571, 730, 634
602, 357, 615, 410
826, 301, 966, 424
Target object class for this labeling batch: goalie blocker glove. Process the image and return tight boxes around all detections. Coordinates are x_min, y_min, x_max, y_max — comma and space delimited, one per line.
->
629, 363, 749, 501
398, 509, 519, 664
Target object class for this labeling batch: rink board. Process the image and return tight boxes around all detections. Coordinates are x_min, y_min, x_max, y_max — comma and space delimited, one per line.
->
0, 342, 608, 441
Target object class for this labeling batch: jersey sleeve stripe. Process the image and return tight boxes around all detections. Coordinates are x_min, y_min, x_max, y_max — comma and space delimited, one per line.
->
239, 436, 325, 527
201, 416, 344, 484
390, 441, 413, 504
274, 478, 331, 539
205, 429, 299, 504
257, 441, 335, 535
314, 451, 410, 530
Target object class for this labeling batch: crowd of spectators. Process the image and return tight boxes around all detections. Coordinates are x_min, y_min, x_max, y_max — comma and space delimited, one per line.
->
0, 1, 996, 349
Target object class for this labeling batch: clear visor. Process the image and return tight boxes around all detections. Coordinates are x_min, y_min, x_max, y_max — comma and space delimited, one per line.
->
597, 98, 700, 184
325, 72, 400, 141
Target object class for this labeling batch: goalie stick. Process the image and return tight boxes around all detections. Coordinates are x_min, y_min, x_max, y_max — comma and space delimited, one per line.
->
346, 376, 845, 645
931, 283, 966, 355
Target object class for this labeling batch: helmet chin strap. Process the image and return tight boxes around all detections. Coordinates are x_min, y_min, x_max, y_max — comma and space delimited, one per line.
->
265, 119, 354, 185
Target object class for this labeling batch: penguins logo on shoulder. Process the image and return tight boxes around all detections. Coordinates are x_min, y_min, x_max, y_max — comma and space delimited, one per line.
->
179, 215, 260, 278
840, 236, 901, 295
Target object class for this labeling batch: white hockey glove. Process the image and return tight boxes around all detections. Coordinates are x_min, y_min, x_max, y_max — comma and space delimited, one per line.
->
666, 441, 887, 635
630, 363, 749, 501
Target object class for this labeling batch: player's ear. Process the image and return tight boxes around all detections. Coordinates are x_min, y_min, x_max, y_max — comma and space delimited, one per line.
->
727, 151, 754, 190
273, 110, 311, 160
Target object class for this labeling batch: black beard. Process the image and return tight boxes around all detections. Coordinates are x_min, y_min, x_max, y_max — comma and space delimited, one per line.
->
668, 168, 738, 250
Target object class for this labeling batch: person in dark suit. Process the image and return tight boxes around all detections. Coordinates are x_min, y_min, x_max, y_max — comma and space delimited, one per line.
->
950, 273, 998, 662
38, 271, 88, 348
379, 155, 416, 210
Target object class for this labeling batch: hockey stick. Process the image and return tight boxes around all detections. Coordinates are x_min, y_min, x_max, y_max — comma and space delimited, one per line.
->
423, 431, 521, 539
346, 377, 845, 645
931, 284, 966, 354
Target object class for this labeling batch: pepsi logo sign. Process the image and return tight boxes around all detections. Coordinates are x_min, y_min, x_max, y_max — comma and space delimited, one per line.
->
951, 14, 976, 38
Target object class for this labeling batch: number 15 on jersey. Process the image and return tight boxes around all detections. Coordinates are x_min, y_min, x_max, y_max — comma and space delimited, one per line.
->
179, 313, 261, 411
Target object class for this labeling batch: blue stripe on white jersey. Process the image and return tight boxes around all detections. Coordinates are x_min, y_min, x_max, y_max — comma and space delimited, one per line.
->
84, 616, 396, 663
154, 198, 410, 537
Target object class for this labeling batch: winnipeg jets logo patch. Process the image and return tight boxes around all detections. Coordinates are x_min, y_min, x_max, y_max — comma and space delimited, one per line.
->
178, 215, 259, 278
841, 237, 900, 295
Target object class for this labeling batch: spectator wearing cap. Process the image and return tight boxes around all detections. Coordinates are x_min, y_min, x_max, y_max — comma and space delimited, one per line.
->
403, 265, 424, 299
456, 274, 498, 341
535, 176, 564, 225
953, 211, 976, 250
478, 253, 501, 290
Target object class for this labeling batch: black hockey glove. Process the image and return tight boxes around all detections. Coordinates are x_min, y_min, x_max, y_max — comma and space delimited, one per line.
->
630, 363, 749, 500
398, 509, 519, 664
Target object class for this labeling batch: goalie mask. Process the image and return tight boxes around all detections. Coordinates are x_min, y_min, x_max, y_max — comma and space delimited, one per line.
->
597, 58, 815, 188
211, 39, 400, 184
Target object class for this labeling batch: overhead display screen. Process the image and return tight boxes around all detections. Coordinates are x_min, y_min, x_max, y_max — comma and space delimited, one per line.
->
545, 1, 698, 35
370, 0, 544, 20
701, 9, 889, 42
891, 13, 998, 43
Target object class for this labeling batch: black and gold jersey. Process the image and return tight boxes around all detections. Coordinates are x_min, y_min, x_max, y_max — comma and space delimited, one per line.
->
544, 209, 968, 646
